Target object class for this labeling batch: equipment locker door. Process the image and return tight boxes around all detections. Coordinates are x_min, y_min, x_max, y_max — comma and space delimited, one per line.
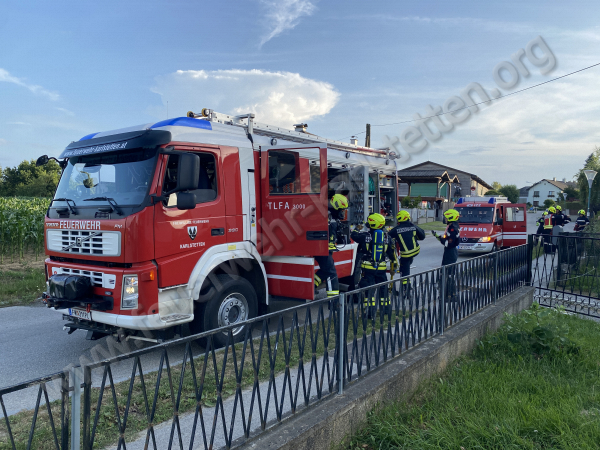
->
259, 145, 328, 257
501, 204, 527, 247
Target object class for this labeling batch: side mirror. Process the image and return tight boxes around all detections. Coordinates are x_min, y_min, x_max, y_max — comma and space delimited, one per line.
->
496, 218, 503, 226
176, 192, 196, 210
36, 155, 49, 166
176, 153, 200, 191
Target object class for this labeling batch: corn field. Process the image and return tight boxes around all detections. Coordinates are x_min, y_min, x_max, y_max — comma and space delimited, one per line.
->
0, 197, 49, 263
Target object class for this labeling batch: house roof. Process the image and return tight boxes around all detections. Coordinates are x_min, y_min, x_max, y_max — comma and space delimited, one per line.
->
518, 186, 531, 196
530, 179, 569, 190
397, 169, 459, 184
400, 161, 492, 189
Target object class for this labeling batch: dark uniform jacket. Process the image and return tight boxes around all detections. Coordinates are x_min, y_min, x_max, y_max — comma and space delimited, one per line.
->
574, 215, 590, 231
552, 212, 571, 227
351, 228, 397, 272
536, 216, 545, 235
328, 208, 343, 253
389, 221, 426, 258
437, 222, 460, 266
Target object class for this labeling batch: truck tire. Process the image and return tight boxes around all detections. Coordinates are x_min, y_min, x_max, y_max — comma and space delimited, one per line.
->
190, 274, 257, 348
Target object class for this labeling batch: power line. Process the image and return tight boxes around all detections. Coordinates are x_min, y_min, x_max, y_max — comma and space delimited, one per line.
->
337, 61, 600, 141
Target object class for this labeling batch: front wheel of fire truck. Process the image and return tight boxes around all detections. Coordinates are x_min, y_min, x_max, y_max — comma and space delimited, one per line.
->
190, 274, 258, 348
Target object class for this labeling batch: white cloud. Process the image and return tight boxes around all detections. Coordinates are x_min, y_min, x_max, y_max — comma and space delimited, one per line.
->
0, 138, 7, 146
259, 0, 316, 47
0, 68, 60, 101
55, 107, 74, 116
151, 69, 339, 128
6, 122, 31, 126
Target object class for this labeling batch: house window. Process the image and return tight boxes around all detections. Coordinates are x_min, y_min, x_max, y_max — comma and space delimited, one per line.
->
548, 191, 555, 197
533, 191, 540, 197
533, 201, 539, 207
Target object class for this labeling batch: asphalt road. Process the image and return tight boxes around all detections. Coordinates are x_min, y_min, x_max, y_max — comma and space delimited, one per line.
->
0, 212, 574, 415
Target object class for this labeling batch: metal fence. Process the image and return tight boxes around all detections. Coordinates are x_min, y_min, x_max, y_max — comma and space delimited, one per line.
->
530, 233, 600, 318
1, 245, 529, 450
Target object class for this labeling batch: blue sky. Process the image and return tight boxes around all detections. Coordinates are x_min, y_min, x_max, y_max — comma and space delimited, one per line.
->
1, 0, 600, 186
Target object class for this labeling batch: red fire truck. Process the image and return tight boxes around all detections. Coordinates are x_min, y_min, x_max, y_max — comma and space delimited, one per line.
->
38, 109, 401, 345
454, 196, 527, 253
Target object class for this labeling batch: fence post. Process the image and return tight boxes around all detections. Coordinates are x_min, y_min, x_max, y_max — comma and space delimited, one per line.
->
526, 234, 534, 285
440, 266, 446, 335
493, 252, 499, 305
338, 293, 345, 395
70, 367, 81, 450
82, 366, 92, 450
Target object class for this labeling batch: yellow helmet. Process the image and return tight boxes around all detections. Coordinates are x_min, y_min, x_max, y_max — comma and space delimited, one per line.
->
367, 213, 386, 229
330, 194, 348, 210
579, 209, 586, 215
542, 211, 548, 216
548, 206, 556, 213
556, 205, 562, 211
444, 209, 459, 222
397, 210, 411, 222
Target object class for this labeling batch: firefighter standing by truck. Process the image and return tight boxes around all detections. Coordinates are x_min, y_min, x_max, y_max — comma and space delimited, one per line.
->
543, 206, 556, 252
314, 194, 349, 298
389, 210, 425, 294
351, 213, 397, 317
432, 209, 461, 266
574, 209, 590, 232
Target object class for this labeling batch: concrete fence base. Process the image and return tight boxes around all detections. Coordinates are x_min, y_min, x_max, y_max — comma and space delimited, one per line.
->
240, 286, 534, 450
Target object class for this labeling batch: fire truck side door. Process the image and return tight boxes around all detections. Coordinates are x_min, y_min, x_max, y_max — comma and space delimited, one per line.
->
501, 204, 527, 247
259, 145, 328, 257
154, 148, 226, 287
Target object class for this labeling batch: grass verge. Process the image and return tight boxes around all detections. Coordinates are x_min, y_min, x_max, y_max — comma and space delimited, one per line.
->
418, 221, 446, 232
0, 266, 45, 308
343, 308, 600, 450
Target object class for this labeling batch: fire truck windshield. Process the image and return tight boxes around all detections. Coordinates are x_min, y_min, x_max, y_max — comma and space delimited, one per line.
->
455, 206, 494, 224
54, 148, 157, 207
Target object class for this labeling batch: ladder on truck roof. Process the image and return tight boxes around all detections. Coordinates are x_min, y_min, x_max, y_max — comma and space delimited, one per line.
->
187, 108, 397, 160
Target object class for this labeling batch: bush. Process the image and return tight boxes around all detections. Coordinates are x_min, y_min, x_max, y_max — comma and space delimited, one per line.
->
477, 303, 580, 358
401, 195, 422, 209
543, 199, 555, 209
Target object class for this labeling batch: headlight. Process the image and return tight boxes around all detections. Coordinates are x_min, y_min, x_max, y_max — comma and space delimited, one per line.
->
122, 275, 138, 309
478, 236, 492, 242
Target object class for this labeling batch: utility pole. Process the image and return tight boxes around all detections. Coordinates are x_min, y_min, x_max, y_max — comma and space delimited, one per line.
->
365, 123, 371, 148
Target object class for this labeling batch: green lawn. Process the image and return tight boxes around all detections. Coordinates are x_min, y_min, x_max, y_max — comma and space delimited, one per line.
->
418, 221, 447, 232
0, 266, 46, 307
343, 308, 600, 450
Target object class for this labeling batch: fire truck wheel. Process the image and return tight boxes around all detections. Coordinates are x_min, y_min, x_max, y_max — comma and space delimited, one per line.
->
191, 274, 257, 348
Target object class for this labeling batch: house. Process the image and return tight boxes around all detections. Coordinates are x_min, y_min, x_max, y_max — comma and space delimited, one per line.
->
527, 178, 568, 207
398, 161, 491, 201
518, 186, 530, 204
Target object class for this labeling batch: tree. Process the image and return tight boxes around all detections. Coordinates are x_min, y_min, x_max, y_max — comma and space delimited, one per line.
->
401, 195, 423, 209
577, 146, 600, 214
0, 159, 62, 197
492, 181, 502, 191
499, 184, 519, 203
484, 189, 501, 196
543, 199, 555, 209
563, 186, 580, 201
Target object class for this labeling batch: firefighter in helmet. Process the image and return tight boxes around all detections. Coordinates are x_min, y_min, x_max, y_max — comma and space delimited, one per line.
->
543, 206, 556, 252
389, 210, 425, 293
314, 194, 348, 298
432, 209, 461, 266
574, 209, 590, 232
535, 211, 547, 245
553, 205, 571, 227
351, 213, 397, 317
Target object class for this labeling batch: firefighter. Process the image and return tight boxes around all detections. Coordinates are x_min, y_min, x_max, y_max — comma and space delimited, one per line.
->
351, 213, 397, 317
553, 205, 571, 227
535, 211, 547, 245
432, 209, 461, 266
389, 210, 425, 295
314, 194, 348, 298
574, 209, 590, 232
543, 206, 556, 252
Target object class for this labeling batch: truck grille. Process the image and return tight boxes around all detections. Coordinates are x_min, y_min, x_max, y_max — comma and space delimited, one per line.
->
46, 230, 121, 256
49, 266, 117, 289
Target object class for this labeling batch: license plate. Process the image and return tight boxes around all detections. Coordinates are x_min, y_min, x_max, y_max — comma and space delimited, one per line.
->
458, 244, 473, 249
68, 308, 92, 321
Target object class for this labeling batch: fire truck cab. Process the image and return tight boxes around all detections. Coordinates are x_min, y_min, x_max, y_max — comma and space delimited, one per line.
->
454, 196, 527, 253
38, 109, 401, 345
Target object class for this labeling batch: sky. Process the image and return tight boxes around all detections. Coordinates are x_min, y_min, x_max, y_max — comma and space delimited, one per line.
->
1, 0, 600, 187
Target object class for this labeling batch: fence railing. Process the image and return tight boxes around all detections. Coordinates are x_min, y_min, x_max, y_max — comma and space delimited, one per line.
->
531, 233, 600, 317
0, 245, 529, 450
